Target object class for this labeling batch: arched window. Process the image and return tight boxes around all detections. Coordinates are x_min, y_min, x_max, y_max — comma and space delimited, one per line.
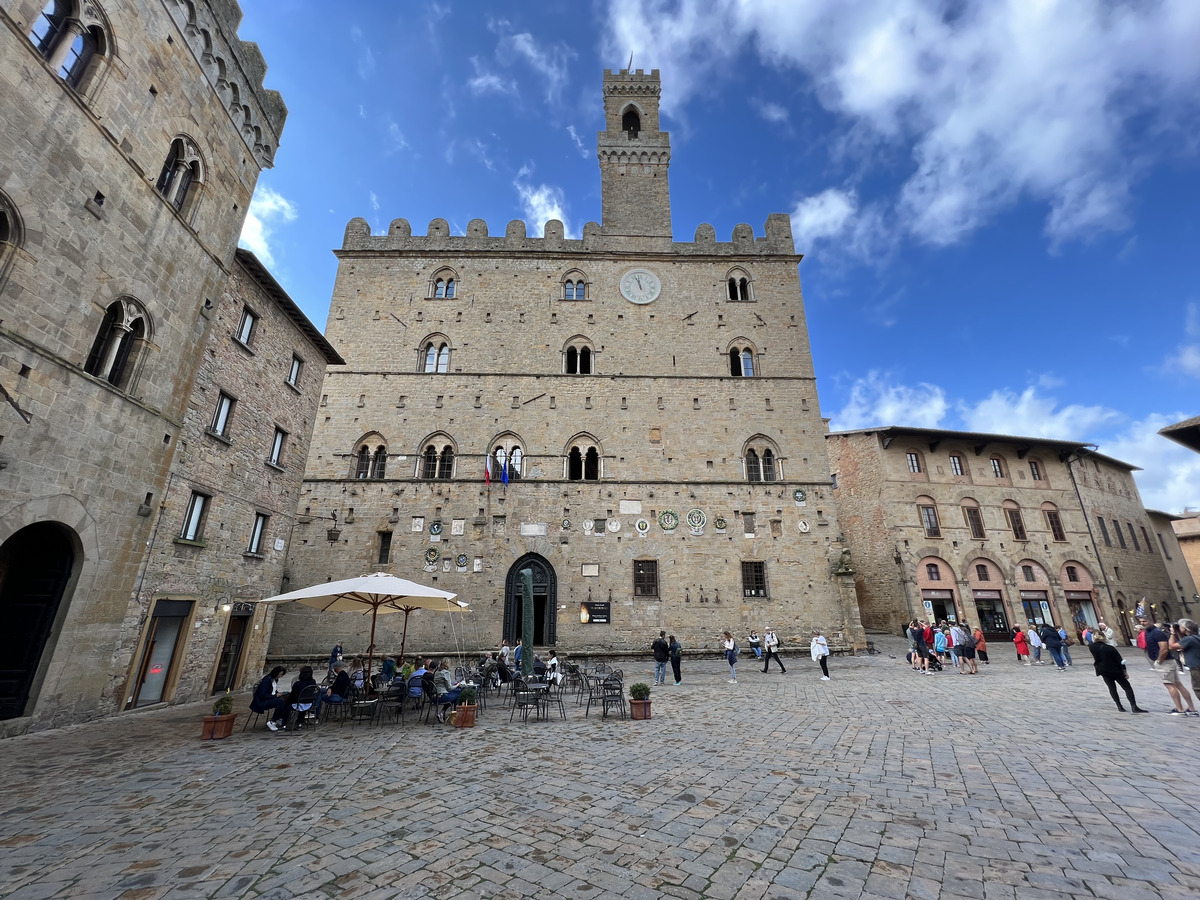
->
961, 499, 986, 540
83, 298, 149, 390
155, 137, 204, 218
430, 268, 457, 299
30, 1, 109, 91
371, 447, 387, 479
622, 107, 640, 137
1041, 502, 1066, 541
563, 337, 594, 374
1003, 500, 1027, 541
422, 444, 438, 479
566, 437, 600, 481
729, 343, 756, 377
420, 441, 455, 480
990, 455, 1007, 479
489, 436, 525, 483
743, 439, 781, 482
355, 446, 371, 479
562, 271, 588, 300
438, 446, 454, 479
725, 268, 752, 301
0, 190, 23, 295
420, 338, 451, 373
916, 496, 941, 539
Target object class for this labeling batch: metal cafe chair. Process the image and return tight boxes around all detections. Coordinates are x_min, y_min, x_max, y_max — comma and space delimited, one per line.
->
599, 675, 626, 720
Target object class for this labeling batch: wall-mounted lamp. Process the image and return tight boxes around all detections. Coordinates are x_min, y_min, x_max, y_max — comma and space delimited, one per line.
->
220, 601, 232, 613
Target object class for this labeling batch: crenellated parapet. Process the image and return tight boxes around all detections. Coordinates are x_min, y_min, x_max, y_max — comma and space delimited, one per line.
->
163, 0, 286, 168
339, 213, 797, 257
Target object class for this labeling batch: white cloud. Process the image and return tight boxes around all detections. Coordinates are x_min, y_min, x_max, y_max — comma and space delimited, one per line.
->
832, 371, 948, 430
467, 55, 518, 97
958, 388, 1121, 440
350, 26, 375, 80
604, 0, 1200, 248
468, 138, 495, 172
1102, 414, 1200, 514
790, 187, 888, 261
369, 192, 380, 211
566, 125, 589, 158
1165, 303, 1200, 377
752, 99, 788, 124
386, 122, 409, 153
238, 185, 296, 269
514, 166, 570, 237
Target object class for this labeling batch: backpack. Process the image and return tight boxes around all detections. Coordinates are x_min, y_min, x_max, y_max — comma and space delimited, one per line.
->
1137, 630, 1146, 650
732, 641, 741, 657
958, 630, 976, 650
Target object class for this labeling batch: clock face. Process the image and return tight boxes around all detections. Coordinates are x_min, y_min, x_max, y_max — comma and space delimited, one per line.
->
620, 268, 661, 304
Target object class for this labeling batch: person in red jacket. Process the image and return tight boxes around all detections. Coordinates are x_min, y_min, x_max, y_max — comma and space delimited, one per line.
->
1013, 626, 1030, 665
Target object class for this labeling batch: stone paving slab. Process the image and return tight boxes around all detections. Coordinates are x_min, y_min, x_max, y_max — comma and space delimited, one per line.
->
0, 637, 1197, 899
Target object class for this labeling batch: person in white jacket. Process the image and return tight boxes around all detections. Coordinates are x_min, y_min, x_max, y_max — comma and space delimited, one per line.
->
1026, 625, 1044, 664
810, 630, 830, 680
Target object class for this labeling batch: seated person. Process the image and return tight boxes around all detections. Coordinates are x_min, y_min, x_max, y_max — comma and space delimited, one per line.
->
496, 657, 514, 684
406, 662, 427, 699
324, 663, 352, 704
277, 665, 321, 730
479, 653, 499, 689
348, 657, 365, 690
433, 657, 467, 722
532, 654, 547, 679
379, 656, 397, 685
252, 666, 290, 731
546, 650, 564, 685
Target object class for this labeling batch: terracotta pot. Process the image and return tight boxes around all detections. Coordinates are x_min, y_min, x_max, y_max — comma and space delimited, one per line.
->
630, 699, 651, 720
453, 703, 477, 727
201, 713, 237, 740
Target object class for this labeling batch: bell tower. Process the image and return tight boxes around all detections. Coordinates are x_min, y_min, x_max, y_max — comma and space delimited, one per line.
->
598, 68, 672, 242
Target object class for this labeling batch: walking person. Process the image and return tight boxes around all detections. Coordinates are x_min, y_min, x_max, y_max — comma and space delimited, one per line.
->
1087, 632, 1146, 712
651, 630, 670, 686
1040, 623, 1067, 671
973, 624, 989, 665
721, 631, 738, 683
1170, 619, 1200, 702
1140, 617, 1197, 716
668, 634, 683, 685
327, 641, 343, 678
761, 627, 786, 673
1058, 625, 1074, 666
1013, 626, 1030, 665
810, 630, 830, 680
1027, 624, 1044, 664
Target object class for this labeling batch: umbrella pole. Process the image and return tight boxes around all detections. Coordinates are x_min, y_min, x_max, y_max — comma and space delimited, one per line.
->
398, 608, 411, 666
367, 606, 378, 690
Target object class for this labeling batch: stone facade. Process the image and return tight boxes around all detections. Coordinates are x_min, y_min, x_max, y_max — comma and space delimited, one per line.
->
1165, 512, 1200, 620
127, 250, 340, 710
0, 0, 286, 731
827, 427, 1179, 646
275, 69, 865, 664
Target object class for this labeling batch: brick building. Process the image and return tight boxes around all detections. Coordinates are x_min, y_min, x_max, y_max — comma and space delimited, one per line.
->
1144, 510, 1198, 623
0, 0, 288, 731
274, 68, 865, 661
826, 427, 1178, 646
125, 250, 340, 711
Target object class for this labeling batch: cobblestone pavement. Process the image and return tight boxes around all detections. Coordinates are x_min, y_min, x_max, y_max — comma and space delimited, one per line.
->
2, 637, 1198, 900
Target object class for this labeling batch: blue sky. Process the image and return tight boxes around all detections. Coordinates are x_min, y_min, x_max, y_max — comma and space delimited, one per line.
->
236, 0, 1200, 513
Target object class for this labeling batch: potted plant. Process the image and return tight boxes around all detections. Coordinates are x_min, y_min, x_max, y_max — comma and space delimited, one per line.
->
202, 690, 237, 740
629, 682, 652, 720
452, 685, 478, 728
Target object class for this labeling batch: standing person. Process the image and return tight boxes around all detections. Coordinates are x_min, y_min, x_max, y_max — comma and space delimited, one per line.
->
1013, 626, 1030, 665
1040, 623, 1066, 671
973, 624, 989, 665
933, 627, 948, 664
747, 630, 763, 659
1170, 619, 1200, 705
953, 622, 978, 674
761, 627, 786, 673
721, 631, 738, 683
252, 666, 290, 731
328, 641, 343, 677
1027, 624, 1044, 665
1088, 632, 1146, 713
1097, 621, 1116, 644
651, 630, 670, 686
810, 630, 830, 680
499, 639, 511, 666
1140, 617, 1197, 716
513, 638, 524, 671
906, 620, 922, 672
1058, 625, 1074, 667
910, 619, 931, 675
668, 634, 683, 685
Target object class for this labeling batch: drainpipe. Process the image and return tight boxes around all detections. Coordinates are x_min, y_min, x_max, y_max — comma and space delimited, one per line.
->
1064, 448, 1117, 626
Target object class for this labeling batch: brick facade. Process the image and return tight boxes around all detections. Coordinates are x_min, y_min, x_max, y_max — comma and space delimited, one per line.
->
0, 0, 287, 732
827, 427, 1178, 646
274, 69, 866, 664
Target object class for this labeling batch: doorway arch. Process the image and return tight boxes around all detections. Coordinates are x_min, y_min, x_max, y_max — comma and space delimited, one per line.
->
504, 554, 557, 646
0, 522, 76, 720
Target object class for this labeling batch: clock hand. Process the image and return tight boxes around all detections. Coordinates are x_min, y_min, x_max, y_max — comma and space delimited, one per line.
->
635, 275, 643, 289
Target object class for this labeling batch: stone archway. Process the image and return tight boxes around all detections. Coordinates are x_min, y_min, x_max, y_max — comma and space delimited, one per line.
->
503, 554, 557, 646
0, 523, 76, 720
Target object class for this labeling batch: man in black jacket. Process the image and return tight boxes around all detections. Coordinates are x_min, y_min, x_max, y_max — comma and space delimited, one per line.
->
1088, 633, 1146, 712
652, 631, 670, 685
1039, 623, 1067, 671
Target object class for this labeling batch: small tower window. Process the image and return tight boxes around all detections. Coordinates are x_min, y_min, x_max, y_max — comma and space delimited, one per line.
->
622, 108, 640, 137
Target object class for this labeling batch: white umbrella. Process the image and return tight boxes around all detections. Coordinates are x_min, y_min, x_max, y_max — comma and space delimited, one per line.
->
261, 572, 469, 682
